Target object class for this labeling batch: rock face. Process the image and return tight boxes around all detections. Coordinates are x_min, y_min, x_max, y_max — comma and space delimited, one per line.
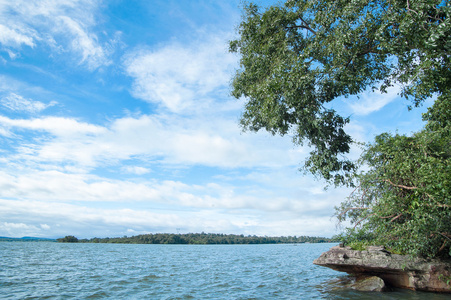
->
313, 245, 451, 293
349, 276, 387, 292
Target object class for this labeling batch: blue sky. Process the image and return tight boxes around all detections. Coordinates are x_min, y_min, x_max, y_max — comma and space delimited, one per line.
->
0, 0, 430, 238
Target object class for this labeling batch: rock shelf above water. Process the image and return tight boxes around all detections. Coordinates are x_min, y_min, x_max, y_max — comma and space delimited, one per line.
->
313, 244, 451, 293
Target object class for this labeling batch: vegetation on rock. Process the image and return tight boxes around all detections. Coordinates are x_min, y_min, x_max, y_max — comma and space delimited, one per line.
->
336, 101, 451, 258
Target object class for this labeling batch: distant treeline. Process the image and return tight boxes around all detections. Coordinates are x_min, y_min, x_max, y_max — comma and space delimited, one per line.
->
58, 233, 338, 244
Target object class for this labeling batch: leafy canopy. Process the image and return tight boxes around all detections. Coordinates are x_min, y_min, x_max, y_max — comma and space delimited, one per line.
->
230, 0, 450, 185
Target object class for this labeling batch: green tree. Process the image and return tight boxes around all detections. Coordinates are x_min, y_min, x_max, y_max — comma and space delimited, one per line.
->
335, 97, 450, 258
230, 0, 450, 185
57, 235, 79, 243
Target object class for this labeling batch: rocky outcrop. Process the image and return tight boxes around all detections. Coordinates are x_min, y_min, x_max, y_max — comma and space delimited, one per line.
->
314, 244, 451, 293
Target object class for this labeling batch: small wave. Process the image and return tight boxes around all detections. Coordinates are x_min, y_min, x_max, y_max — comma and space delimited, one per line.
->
86, 291, 109, 299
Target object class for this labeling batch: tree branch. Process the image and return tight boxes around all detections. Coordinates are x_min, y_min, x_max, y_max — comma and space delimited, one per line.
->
381, 214, 396, 219
438, 232, 451, 240
406, 0, 419, 16
389, 213, 403, 222
338, 206, 371, 217
384, 179, 418, 190
425, 193, 451, 208
296, 16, 317, 35
438, 239, 447, 253
353, 213, 376, 228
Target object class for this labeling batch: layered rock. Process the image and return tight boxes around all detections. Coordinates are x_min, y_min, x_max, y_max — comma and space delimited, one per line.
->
314, 245, 451, 293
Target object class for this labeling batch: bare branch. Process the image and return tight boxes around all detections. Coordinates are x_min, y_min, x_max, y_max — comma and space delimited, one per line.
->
389, 213, 403, 222
338, 206, 371, 217
381, 214, 396, 219
384, 179, 418, 190
353, 213, 376, 228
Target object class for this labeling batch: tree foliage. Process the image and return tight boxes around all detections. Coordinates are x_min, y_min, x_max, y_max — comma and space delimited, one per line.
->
230, 0, 450, 185
335, 96, 451, 258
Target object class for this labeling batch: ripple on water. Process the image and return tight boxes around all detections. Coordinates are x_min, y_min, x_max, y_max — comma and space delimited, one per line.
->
137, 273, 160, 282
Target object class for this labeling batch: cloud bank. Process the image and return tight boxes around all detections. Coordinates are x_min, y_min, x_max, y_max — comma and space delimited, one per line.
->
1, 0, 421, 239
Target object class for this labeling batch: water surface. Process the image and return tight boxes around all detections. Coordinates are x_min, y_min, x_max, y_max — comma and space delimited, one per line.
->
1, 242, 449, 299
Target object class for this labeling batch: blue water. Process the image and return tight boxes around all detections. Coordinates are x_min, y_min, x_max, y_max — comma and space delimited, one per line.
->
1, 242, 449, 299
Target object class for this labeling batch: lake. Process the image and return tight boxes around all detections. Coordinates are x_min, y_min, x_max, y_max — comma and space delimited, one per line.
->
1, 242, 449, 299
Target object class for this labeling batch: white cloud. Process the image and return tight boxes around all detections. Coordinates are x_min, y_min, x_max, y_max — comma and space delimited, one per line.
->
0, 221, 41, 237
57, 15, 111, 69
122, 166, 151, 175
124, 34, 237, 113
40, 224, 50, 230
0, 126, 10, 137
0, 116, 106, 138
0, 0, 112, 69
0, 147, 350, 237
0, 169, 160, 202
0, 166, 319, 209
0, 110, 345, 238
0, 195, 343, 238
1, 93, 56, 113
0, 113, 303, 169
0, 24, 35, 48
347, 86, 401, 116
